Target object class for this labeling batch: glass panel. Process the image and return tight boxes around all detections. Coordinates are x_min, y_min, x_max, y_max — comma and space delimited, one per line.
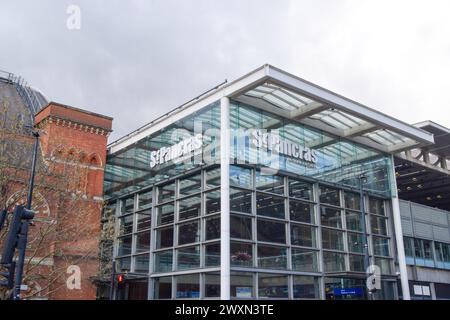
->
323, 251, 346, 272
177, 246, 200, 270
156, 204, 174, 226
293, 276, 320, 299
319, 186, 340, 206
204, 273, 220, 298
371, 216, 388, 235
121, 197, 134, 215
346, 211, 363, 232
136, 210, 151, 231
154, 276, 172, 299
178, 220, 200, 245
230, 188, 252, 214
347, 232, 364, 253
374, 257, 392, 274
291, 224, 316, 248
205, 215, 220, 240
205, 242, 220, 267
205, 167, 220, 189
258, 273, 288, 298
257, 245, 287, 269
116, 257, 131, 272
320, 207, 342, 229
118, 214, 133, 235
292, 249, 318, 272
344, 192, 360, 211
118, 236, 132, 256
178, 195, 201, 221
138, 189, 152, 210
179, 173, 201, 197
289, 200, 315, 224
230, 242, 253, 267
404, 237, 415, 264
230, 165, 253, 189
368, 198, 385, 215
205, 190, 220, 214
176, 274, 200, 299
155, 226, 173, 249
349, 254, 365, 272
133, 254, 149, 273
322, 229, 344, 251
257, 219, 286, 244
288, 179, 313, 200
373, 236, 390, 256
230, 214, 252, 240
135, 231, 150, 253
231, 272, 254, 298
158, 182, 175, 204
256, 171, 284, 195
154, 250, 173, 272
256, 193, 285, 219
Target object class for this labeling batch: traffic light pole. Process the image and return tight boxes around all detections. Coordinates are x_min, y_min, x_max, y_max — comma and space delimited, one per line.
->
359, 174, 371, 300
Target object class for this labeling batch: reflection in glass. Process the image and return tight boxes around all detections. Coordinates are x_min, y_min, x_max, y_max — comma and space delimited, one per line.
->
292, 249, 318, 272
320, 207, 342, 229
323, 251, 346, 272
231, 272, 254, 298
231, 242, 253, 267
257, 245, 287, 269
154, 276, 172, 299
205, 167, 220, 189
205, 215, 220, 240
178, 195, 201, 221
178, 221, 200, 245
205, 190, 221, 214
121, 197, 134, 215
118, 236, 132, 256
291, 224, 316, 248
156, 204, 174, 226
322, 228, 344, 251
156, 226, 173, 249
205, 243, 220, 267
230, 165, 253, 189
118, 215, 133, 235
319, 186, 340, 206
368, 198, 385, 215
176, 274, 200, 298
134, 254, 149, 273
230, 188, 252, 214
289, 179, 312, 200
136, 210, 151, 231
256, 171, 284, 195
289, 200, 315, 224
371, 216, 387, 235
158, 182, 176, 204
116, 256, 131, 272
257, 219, 285, 244
138, 189, 152, 210
258, 273, 288, 298
347, 232, 364, 253
230, 214, 252, 240
346, 211, 362, 232
177, 246, 200, 270
293, 276, 320, 299
154, 250, 173, 272
373, 236, 390, 256
135, 231, 150, 253
204, 273, 220, 298
179, 174, 202, 197
349, 254, 365, 272
256, 193, 285, 219
344, 192, 360, 211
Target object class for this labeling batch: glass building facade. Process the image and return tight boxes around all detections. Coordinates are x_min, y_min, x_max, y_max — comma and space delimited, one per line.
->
104, 99, 400, 300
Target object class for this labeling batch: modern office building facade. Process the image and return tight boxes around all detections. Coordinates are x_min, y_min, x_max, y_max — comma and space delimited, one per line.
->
103, 65, 446, 300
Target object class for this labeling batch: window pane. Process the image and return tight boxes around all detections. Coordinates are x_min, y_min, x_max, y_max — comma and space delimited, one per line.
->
138, 189, 152, 210
289, 179, 312, 200
292, 249, 318, 272
374, 257, 392, 274
204, 273, 220, 298
156, 204, 174, 226
291, 224, 316, 248
257, 219, 286, 243
373, 236, 390, 257
347, 232, 364, 253
322, 229, 344, 251
258, 273, 288, 298
320, 207, 342, 229
230, 188, 252, 214
256, 171, 284, 195
135, 231, 150, 253
205, 167, 220, 189
256, 193, 285, 219
158, 182, 175, 204
289, 200, 315, 224
121, 197, 134, 215
134, 254, 149, 273
230, 165, 253, 189
205, 243, 220, 267
344, 192, 360, 211
293, 276, 320, 299
323, 251, 346, 272
179, 174, 201, 197
230, 242, 253, 267
205, 190, 220, 214
346, 211, 363, 232
136, 210, 151, 231
319, 186, 340, 206
154, 250, 172, 272
178, 221, 200, 245
230, 214, 252, 240
257, 245, 287, 269
178, 195, 201, 221
118, 236, 132, 256
205, 215, 220, 240
368, 198, 385, 215
154, 276, 172, 299
175, 274, 199, 299
231, 272, 254, 298
349, 254, 365, 272
118, 214, 133, 235
156, 226, 173, 249
116, 257, 131, 272
177, 246, 200, 270
371, 216, 387, 235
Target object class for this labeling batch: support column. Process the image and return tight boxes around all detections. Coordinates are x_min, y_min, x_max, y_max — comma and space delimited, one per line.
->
390, 155, 411, 300
220, 96, 231, 300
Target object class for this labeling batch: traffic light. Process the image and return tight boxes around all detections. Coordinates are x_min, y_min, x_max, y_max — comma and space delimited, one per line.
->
117, 274, 125, 285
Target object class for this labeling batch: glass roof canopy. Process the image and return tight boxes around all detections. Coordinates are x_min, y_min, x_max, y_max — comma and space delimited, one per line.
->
108, 64, 434, 155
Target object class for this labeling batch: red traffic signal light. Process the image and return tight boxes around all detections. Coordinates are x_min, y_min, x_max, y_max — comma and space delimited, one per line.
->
117, 274, 124, 284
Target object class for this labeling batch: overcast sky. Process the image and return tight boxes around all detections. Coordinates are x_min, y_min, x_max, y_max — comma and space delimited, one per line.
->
1, 0, 449, 142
